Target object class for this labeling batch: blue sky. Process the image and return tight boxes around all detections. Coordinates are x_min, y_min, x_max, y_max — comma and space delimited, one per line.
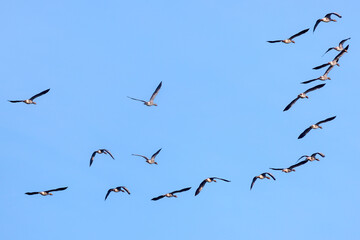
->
1, 1, 359, 239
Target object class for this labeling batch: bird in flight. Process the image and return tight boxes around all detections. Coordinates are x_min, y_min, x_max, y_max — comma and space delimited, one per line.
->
270, 160, 309, 173
250, 172, 276, 190
195, 177, 230, 196
313, 13, 342, 32
127, 81, 162, 106
301, 65, 334, 84
283, 84, 325, 111
298, 116, 336, 139
151, 187, 191, 201
8, 88, 50, 104
25, 187, 68, 196
105, 186, 130, 201
267, 28, 309, 44
323, 38, 350, 56
90, 149, 115, 167
313, 45, 349, 70
132, 148, 162, 165
297, 152, 325, 162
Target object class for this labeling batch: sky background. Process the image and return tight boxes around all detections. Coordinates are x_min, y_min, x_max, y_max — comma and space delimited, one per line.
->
0, 1, 359, 239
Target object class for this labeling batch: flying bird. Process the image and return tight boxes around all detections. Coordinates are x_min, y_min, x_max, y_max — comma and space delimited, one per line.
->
298, 116, 336, 139
283, 84, 325, 111
270, 160, 308, 173
313, 45, 349, 70
195, 177, 230, 196
132, 148, 162, 165
250, 172, 276, 190
313, 13, 342, 32
8, 88, 50, 104
301, 65, 334, 84
127, 81, 162, 106
105, 186, 130, 201
25, 187, 68, 196
90, 149, 114, 167
151, 187, 191, 201
267, 28, 309, 44
297, 152, 325, 162
323, 38, 350, 56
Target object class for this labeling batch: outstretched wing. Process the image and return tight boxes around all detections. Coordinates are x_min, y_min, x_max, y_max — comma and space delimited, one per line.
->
304, 84, 326, 94
298, 126, 312, 139
151, 148, 162, 159
149, 81, 162, 102
283, 97, 300, 112
47, 187, 68, 193
313, 63, 329, 70
127, 96, 146, 103
119, 186, 131, 195
324, 65, 334, 75
334, 45, 349, 61
265, 172, 276, 180
8, 100, 24, 103
327, 12, 342, 18
29, 89, 50, 101
269, 168, 283, 171
313, 19, 322, 32
289, 160, 308, 169
314, 152, 325, 158
212, 177, 231, 182
316, 116, 336, 125
171, 187, 191, 194
131, 154, 149, 161
25, 191, 40, 195
103, 149, 115, 159
297, 155, 307, 162
301, 79, 318, 84
195, 180, 207, 196
105, 189, 113, 200
339, 38, 351, 47
151, 195, 165, 201
289, 28, 309, 40
250, 177, 257, 190
267, 40, 282, 43
323, 47, 334, 56
90, 151, 97, 167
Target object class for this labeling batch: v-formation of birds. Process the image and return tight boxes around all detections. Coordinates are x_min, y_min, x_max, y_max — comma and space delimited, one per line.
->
12, 12, 348, 198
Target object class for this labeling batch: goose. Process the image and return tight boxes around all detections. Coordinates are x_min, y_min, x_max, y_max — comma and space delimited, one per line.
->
151, 187, 191, 201
267, 28, 309, 44
105, 186, 130, 201
313, 45, 349, 70
127, 81, 162, 106
132, 148, 161, 165
90, 149, 114, 167
301, 65, 334, 84
250, 172, 276, 190
283, 84, 325, 111
298, 116, 336, 139
323, 38, 350, 55
195, 177, 230, 196
25, 187, 68, 196
297, 152, 325, 162
8, 88, 50, 104
270, 160, 308, 173
313, 13, 342, 32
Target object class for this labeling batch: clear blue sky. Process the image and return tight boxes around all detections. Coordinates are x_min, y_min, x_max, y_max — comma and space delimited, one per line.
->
1, 1, 359, 239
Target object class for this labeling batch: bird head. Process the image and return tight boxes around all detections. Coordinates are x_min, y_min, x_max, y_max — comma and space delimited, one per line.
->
292, 169, 296, 172
213, 179, 217, 182
306, 96, 309, 99
291, 40, 295, 43
328, 77, 331, 80
49, 193, 53, 195
173, 195, 177, 198
319, 126, 323, 129
154, 162, 158, 165
153, 103, 158, 106
332, 19, 337, 22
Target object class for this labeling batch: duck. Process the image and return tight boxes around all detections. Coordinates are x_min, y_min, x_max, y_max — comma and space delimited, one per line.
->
301, 65, 334, 84
127, 81, 162, 106
105, 186, 130, 200
90, 149, 114, 167
250, 172, 276, 190
8, 88, 50, 104
132, 148, 161, 165
323, 38, 350, 55
25, 187, 68, 196
297, 152, 325, 162
313, 45, 349, 70
298, 116, 336, 139
270, 160, 308, 173
151, 187, 191, 201
313, 13, 342, 32
283, 84, 325, 111
195, 177, 230, 196
267, 28, 309, 44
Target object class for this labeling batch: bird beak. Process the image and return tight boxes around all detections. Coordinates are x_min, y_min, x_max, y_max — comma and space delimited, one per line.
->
49, 193, 53, 195
333, 19, 337, 22
266, 177, 270, 179
213, 180, 217, 182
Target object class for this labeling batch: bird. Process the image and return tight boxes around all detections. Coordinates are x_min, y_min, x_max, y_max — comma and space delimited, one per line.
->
270, 160, 308, 173
297, 152, 325, 162
313, 45, 349, 70
151, 187, 191, 201
132, 148, 162, 165
267, 28, 309, 44
250, 172, 276, 190
283, 84, 326, 111
8, 88, 50, 104
313, 13, 342, 32
195, 177, 230, 196
105, 186, 130, 201
25, 187, 68, 196
90, 149, 114, 167
298, 116, 336, 139
323, 38, 350, 56
127, 81, 162, 106
301, 65, 334, 84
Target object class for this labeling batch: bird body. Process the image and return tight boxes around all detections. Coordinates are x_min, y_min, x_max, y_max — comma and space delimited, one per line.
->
90, 149, 114, 167
298, 152, 325, 162
270, 160, 309, 173
151, 187, 191, 201
195, 177, 230, 196
132, 148, 162, 165
298, 116, 336, 139
283, 84, 325, 111
128, 81, 162, 107
250, 172, 276, 190
324, 38, 350, 55
267, 28, 309, 44
8, 88, 50, 104
313, 13, 342, 32
25, 187, 68, 196
105, 186, 130, 200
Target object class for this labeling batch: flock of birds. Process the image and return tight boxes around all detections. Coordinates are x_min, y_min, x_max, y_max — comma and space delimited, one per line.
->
10, 12, 349, 200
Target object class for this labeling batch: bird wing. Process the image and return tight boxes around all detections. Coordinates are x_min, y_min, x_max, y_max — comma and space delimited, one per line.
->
151, 195, 165, 201
298, 126, 312, 139
315, 152, 325, 158
47, 187, 68, 193
313, 19, 322, 32
149, 81, 162, 102
90, 151, 97, 167
339, 38, 351, 47
104, 189, 113, 200
289, 28, 309, 40
212, 177, 231, 182
29, 89, 50, 101
269, 168, 283, 171
8, 100, 24, 103
171, 187, 191, 194
313, 63, 329, 70
304, 83, 326, 94
316, 116, 336, 125
195, 180, 208, 196
283, 97, 300, 112
324, 65, 334, 75
323, 47, 334, 56
334, 45, 349, 61
127, 96, 146, 103
250, 177, 257, 190
267, 40, 282, 43
265, 172, 276, 180
131, 154, 149, 161
301, 79, 318, 84
327, 12, 342, 18
103, 149, 115, 159
289, 160, 308, 169
119, 186, 131, 195
297, 155, 307, 162
151, 148, 162, 159
25, 192, 40, 195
